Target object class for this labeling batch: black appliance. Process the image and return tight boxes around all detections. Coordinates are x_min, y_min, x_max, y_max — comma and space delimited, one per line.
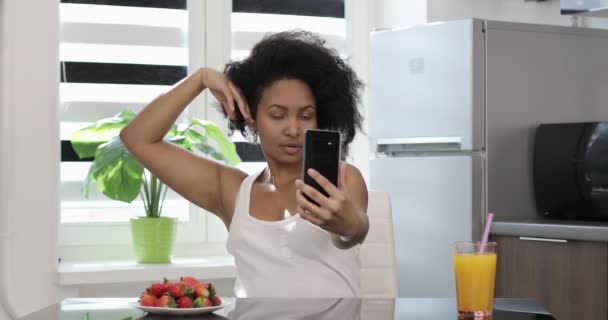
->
534, 122, 608, 219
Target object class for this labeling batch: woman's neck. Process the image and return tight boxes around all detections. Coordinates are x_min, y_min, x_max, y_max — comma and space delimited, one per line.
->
265, 162, 302, 189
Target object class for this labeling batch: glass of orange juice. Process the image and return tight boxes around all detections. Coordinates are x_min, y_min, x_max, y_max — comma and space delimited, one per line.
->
452, 241, 497, 318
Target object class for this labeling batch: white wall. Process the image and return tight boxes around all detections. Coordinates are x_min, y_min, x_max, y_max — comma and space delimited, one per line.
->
1, 0, 7, 318
374, 0, 608, 29
345, 0, 375, 182
0, 0, 62, 318
374, 0, 427, 30
429, 0, 608, 28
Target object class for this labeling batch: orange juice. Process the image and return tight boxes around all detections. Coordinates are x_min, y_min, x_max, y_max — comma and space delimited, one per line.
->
453, 252, 497, 313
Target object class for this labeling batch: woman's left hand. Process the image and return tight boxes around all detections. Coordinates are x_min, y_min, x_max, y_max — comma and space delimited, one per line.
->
295, 162, 366, 239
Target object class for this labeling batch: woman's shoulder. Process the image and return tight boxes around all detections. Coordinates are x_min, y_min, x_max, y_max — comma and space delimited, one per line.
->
222, 166, 270, 195
341, 162, 368, 207
219, 165, 249, 186
342, 162, 366, 184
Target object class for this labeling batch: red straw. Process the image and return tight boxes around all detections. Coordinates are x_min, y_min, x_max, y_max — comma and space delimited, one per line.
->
480, 213, 494, 253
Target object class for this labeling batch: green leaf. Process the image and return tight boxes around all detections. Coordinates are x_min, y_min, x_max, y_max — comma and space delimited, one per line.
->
81, 161, 97, 198
71, 110, 136, 158
83, 312, 90, 320
167, 123, 179, 137
190, 119, 241, 165
194, 144, 219, 155
168, 135, 186, 144
210, 151, 228, 162
92, 137, 144, 203
182, 128, 212, 154
184, 127, 207, 146
168, 135, 189, 150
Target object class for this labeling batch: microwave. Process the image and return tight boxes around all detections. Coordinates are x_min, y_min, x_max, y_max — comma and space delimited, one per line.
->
534, 122, 608, 219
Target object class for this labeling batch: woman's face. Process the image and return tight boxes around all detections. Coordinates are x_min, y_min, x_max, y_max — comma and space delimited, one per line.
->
255, 79, 318, 165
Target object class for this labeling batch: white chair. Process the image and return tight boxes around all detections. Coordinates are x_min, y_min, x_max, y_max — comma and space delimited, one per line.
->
359, 191, 398, 298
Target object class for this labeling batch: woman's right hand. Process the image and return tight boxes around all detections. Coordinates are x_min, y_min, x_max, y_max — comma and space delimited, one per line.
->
201, 68, 253, 125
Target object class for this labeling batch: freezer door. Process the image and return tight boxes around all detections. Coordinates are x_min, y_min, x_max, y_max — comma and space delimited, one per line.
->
369, 19, 485, 151
370, 155, 483, 297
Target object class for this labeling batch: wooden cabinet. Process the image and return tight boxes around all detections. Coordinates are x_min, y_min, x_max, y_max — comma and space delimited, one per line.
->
491, 235, 608, 320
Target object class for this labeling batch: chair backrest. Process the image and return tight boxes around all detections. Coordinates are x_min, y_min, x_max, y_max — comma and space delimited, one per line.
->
359, 191, 398, 298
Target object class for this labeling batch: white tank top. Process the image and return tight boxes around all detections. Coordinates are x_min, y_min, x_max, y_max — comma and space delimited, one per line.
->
226, 170, 361, 298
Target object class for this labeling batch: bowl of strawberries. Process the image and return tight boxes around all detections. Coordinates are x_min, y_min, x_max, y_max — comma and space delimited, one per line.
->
129, 276, 226, 315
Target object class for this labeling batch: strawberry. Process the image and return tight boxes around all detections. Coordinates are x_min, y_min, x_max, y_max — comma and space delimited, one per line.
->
193, 297, 212, 308
176, 296, 193, 308
196, 283, 216, 296
155, 294, 177, 308
180, 276, 199, 286
210, 295, 222, 306
192, 284, 210, 298
139, 293, 157, 307
147, 282, 168, 298
208, 283, 216, 296
168, 282, 192, 298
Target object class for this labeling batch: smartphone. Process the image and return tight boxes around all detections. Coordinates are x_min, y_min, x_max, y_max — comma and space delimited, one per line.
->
302, 129, 341, 205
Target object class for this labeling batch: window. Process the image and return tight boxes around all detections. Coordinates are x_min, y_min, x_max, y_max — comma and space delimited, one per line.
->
58, 0, 218, 261
58, 0, 355, 262
231, 0, 347, 60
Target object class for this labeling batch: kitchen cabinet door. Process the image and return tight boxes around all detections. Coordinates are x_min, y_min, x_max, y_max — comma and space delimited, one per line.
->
492, 235, 608, 320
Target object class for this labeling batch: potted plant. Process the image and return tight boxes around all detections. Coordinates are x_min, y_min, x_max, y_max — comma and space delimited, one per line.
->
70, 110, 240, 263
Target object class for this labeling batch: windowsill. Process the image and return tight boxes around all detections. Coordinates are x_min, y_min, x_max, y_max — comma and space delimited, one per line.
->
58, 256, 236, 285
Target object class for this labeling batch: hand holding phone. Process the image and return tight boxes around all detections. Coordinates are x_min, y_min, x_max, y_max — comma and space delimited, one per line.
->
302, 129, 341, 205
297, 130, 366, 242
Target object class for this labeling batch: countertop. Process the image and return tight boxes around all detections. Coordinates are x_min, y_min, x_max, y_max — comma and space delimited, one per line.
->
18, 297, 555, 320
491, 218, 608, 242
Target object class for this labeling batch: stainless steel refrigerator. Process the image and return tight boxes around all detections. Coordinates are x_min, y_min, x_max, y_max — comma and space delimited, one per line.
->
369, 18, 608, 297
369, 19, 485, 298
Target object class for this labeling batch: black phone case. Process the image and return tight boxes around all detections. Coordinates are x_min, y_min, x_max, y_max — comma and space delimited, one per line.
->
302, 129, 341, 206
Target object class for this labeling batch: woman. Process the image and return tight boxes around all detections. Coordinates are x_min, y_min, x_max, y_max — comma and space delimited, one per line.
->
120, 31, 369, 297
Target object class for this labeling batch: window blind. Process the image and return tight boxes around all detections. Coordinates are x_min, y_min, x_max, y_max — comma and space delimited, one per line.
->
59, 0, 189, 223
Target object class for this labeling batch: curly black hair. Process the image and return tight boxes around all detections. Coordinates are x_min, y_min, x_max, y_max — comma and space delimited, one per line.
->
222, 30, 364, 155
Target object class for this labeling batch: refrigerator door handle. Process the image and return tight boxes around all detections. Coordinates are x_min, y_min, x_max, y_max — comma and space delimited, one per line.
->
376, 137, 462, 152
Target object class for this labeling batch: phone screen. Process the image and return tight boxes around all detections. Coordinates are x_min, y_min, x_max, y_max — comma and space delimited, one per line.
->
302, 129, 341, 204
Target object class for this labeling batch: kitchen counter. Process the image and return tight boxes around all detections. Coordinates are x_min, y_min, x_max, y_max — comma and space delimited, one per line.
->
18, 297, 555, 320
492, 219, 608, 242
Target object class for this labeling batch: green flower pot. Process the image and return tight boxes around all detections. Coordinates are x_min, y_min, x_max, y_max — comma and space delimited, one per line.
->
130, 217, 177, 264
